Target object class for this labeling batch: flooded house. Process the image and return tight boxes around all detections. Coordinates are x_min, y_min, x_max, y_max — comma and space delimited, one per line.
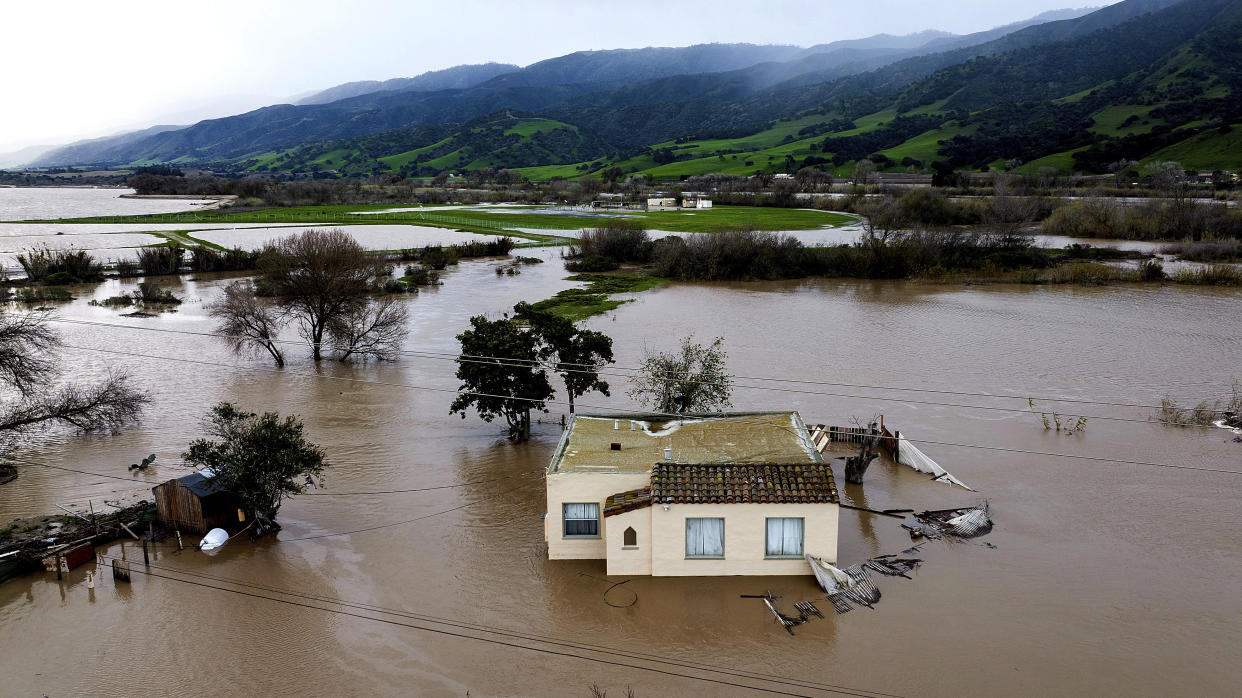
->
545, 412, 839, 576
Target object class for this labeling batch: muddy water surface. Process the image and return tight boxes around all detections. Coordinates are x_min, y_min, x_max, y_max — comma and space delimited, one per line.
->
1, 207, 1241, 695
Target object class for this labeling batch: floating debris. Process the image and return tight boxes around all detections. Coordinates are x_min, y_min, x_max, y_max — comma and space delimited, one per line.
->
864, 555, 922, 578
762, 594, 806, 635
841, 564, 881, 608
913, 500, 993, 539
896, 436, 973, 490
794, 601, 824, 619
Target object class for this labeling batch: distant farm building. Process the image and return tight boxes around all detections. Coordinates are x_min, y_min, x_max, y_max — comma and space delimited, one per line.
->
545, 412, 839, 576
645, 194, 712, 210
152, 472, 247, 535
681, 193, 713, 209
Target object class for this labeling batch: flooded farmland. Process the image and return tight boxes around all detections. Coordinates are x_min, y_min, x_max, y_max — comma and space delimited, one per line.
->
1, 197, 1241, 697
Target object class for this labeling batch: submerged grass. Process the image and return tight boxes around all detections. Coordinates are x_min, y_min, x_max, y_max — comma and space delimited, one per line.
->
530, 273, 667, 321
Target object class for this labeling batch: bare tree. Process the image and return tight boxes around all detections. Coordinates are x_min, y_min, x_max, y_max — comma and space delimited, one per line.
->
853, 158, 876, 187
0, 310, 148, 466
843, 418, 882, 484
258, 228, 386, 361
209, 281, 288, 366
0, 310, 59, 396
628, 336, 732, 414
326, 296, 409, 362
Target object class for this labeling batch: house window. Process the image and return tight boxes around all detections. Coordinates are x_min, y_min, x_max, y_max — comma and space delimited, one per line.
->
623, 526, 637, 547
765, 517, 804, 558
685, 518, 725, 558
562, 503, 600, 537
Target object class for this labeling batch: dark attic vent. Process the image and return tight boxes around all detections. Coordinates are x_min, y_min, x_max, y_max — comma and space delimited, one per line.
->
610, 442, 622, 451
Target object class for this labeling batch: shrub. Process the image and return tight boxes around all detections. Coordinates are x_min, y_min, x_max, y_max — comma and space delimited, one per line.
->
190, 246, 261, 272
91, 295, 134, 307
115, 259, 142, 278
1160, 239, 1242, 262
137, 245, 185, 275
132, 282, 182, 304
403, 265, 439, 286
1138, 259, 1165, 281
565, 254, 620, 272
44, 271, 80, 285
13, 286, 72, 302
1170, 264, 1242, 285
16, 246, 103, 282
569, 221, 649, 264
420, 246, 459, 270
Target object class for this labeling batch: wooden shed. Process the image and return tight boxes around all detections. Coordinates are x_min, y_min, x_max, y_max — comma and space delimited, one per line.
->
152, 472, 246, 535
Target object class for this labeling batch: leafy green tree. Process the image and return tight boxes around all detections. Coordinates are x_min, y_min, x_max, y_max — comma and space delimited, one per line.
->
628, 336, 733, 414
450, 315, 553, 443
183, 402, 327, 530
514, 302, 615, 414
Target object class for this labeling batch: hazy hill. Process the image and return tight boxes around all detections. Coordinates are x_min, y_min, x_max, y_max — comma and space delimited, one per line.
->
296, 63, 520, 105
31, 0, 1232, 175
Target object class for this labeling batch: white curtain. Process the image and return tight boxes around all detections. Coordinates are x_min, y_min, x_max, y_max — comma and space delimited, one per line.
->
563, 503, 599, 536
685, 518, 725, 557
766, 518, 803, 557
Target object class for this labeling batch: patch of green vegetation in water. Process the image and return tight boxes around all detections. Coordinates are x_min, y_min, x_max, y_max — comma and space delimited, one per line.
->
530, 273, 667, 321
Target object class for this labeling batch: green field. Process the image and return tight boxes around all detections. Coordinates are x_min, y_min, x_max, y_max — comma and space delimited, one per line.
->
1088, 105, 1163, 137
27, 204, 854, 236
1146, 125, 1242, 170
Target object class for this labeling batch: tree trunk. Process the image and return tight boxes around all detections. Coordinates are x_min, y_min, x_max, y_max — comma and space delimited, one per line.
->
845, 422, 882, 484
567, 388, 575, 415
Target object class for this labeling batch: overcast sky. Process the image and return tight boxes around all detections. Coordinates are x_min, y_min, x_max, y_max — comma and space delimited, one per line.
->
0, 0, 1113, 154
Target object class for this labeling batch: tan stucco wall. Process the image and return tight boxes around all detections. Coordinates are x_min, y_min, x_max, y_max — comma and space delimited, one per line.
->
649, 503, 838, 576
545, 472, 649, 559
604, 508, 652, 576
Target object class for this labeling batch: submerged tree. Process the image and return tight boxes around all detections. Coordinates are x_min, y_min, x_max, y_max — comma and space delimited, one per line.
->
449, 314, 553, 443
628, 336, 732, 414
209, 229, 410, 363
0, 310, 148, 479
182, 402, 327, 531
515, 302, 614, 414
209, 281, 287, 366
258, 228, 404, 361
325, 296, 409, 362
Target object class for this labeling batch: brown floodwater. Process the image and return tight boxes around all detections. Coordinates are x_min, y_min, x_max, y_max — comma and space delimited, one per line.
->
2, 244, 1241, 696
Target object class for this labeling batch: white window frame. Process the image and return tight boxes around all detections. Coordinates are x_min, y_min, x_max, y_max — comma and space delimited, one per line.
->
765, 517, 804, 559
562, 502, 601, 539
685, 517, 725, 559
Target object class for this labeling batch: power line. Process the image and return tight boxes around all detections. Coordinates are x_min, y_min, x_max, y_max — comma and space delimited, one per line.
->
92, 563, 843, 697
37, 315, 1238, 415
97, 554, 894, 698
53, 342, 1242, 478
34, 318, 1233, 428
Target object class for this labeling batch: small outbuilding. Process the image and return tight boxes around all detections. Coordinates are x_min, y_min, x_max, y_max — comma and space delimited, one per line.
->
152, 472, 247, 535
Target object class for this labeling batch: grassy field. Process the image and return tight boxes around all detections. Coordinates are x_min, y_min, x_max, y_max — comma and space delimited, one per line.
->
1145, 125, 1242, 170
880, 121, 975, 165
1088, 104, 1163, 137
28, 204, 854, 235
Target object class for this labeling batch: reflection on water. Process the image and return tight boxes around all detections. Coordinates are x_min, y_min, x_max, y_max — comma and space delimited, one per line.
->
0, 187, 215, 219
1, 198, 1241, 696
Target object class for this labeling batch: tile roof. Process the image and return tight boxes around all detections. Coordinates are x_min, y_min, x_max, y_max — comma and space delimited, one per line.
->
603, 487, 653, 517
650, 462, 839, 505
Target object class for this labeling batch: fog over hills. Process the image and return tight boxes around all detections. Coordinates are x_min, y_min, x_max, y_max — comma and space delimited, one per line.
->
25, 1, 1239, 176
